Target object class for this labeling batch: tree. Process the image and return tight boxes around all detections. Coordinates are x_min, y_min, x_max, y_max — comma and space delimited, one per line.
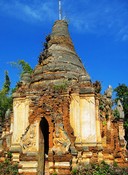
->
0, 71, 12, 121
1, 71, 11, 94
114, 84, 128, 144
0, 60, 33, 121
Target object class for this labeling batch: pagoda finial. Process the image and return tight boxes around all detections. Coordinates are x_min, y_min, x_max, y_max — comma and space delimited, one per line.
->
59, 0, 62, 20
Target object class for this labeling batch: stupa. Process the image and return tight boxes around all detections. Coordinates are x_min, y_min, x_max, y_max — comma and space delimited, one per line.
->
0, 19, 127, 175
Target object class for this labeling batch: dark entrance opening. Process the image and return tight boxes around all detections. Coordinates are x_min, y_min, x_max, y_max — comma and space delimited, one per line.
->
40, 117, 49, 156
38, 117, 49, 175
39, 117, 49, 174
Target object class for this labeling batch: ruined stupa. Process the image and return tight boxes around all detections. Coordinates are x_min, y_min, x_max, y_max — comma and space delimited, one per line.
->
0, 20, 128, 175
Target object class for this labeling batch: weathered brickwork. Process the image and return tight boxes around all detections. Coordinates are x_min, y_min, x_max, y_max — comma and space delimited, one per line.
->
0, 20, 127, 175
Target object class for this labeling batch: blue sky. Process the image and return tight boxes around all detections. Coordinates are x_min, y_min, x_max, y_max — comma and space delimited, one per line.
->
0, 0, 128, 93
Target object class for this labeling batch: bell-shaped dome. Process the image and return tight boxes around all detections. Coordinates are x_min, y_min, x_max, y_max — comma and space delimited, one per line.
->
30, 20, 91, 89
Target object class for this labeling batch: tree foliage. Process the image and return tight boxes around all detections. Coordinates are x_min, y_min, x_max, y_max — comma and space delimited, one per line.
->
0, 60, 33, 121
114, 83, 128, 144
1, 71, 11, 94
0, 71, 12, 121
18, 60, 33, 76
10, 59, 33, 78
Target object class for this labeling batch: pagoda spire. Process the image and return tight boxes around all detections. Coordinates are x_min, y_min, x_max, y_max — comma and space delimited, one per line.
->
58, 0, 62, 20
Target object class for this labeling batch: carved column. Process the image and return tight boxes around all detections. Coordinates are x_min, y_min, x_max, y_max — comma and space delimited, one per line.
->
95, 95, 102, 145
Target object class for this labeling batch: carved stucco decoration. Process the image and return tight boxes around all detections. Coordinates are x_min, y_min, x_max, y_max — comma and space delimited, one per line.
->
13, 99, 25, 108
52, 123, 71, 154
117, 100, 124, 119
21, 123, 37, 152
70, 94, 97, 143
104, 85, 113, 98
12, 98, 29, 143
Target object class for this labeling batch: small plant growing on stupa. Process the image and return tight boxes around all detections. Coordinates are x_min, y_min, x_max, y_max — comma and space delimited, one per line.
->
53, 81, 68, 91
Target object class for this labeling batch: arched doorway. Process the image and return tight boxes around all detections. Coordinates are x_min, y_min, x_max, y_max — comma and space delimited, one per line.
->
38, 117, 49, 175
40, 117, 49, 156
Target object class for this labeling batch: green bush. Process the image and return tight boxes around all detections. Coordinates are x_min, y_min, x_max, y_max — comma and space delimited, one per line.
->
0, 158, 18, 175
53, 81, 68, 91
52, 172, 57, 175
71, 161, 128, 175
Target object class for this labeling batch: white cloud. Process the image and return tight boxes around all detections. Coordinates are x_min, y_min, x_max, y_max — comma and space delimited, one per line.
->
0, 0, 128, 41
63, 0, 128, 41
0, 0, 57, 23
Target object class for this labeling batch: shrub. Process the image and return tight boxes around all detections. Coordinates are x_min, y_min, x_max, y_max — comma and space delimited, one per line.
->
52, 172, 57, 175
71, 161, 128, 175
53, 81, 68, 91
0, 157, 18, 175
